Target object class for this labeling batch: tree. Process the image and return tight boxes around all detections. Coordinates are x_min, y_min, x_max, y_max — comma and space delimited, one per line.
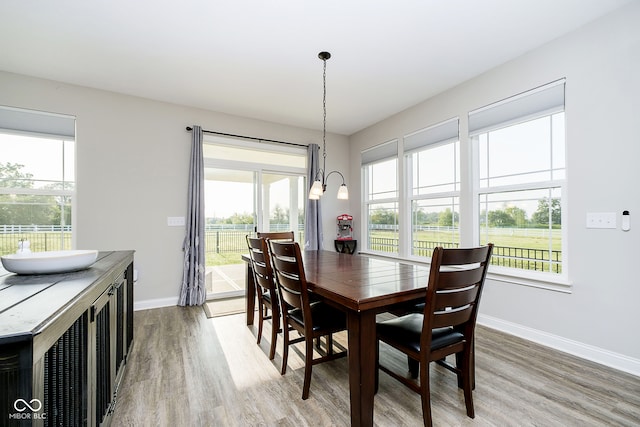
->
0, 162, 44, 225
0, 162, 33, 188
504, 206, 527, 227
270, 205, 289, 225
414, 210, 439, 225
531, 198, 561, 226
488, 210, 515, 227
226, 212, 254, 225
438, 208, 459, 227
1, 163, 72, 226
370, 209, 397, 225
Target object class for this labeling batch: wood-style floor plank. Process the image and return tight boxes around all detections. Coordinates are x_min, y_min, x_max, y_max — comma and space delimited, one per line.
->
111, 306, 640, 426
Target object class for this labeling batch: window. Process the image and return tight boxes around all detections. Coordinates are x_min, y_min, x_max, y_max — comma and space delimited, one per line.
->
0, 106, 75, 256
362, 141, 398, 254
470, 80, 565, 276
405, 119, 460, 259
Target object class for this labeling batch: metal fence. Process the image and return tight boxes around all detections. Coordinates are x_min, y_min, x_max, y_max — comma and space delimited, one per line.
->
0, 229, 72, 255
374, 237, 562, 273
204, 229, 305, 254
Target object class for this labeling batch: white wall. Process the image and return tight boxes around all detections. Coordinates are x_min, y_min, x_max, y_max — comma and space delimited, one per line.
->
0, 71, 349, 308
348, 3, 640, 374
2, 2, 638, 375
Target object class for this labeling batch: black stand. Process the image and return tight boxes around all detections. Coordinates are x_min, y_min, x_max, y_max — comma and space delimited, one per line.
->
334, 239, 357, 254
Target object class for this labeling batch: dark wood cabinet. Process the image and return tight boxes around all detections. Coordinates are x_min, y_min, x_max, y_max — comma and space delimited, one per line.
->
0, 251, 134, 426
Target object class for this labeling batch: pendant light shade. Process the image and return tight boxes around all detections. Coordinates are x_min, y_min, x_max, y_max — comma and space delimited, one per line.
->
337, 184, 349, 200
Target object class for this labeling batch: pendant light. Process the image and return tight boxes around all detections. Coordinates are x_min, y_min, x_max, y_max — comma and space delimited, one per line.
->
309, 51, 349, 200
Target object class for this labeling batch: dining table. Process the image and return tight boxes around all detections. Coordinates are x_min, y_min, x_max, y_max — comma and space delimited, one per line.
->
243, 249, 431, 427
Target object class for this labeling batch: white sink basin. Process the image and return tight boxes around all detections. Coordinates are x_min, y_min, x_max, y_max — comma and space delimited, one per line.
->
1, 250, 99, 275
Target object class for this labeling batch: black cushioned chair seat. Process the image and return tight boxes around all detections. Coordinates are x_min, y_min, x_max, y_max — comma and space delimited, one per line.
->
288, 302, 346, 332
377, 313, 464, 353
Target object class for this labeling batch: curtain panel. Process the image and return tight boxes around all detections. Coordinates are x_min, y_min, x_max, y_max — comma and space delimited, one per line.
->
179, 125, 206, 306
304, 143, 323, 250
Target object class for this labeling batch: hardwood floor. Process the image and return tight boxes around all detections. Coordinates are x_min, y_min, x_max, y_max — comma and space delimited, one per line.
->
111, 306, 640, 426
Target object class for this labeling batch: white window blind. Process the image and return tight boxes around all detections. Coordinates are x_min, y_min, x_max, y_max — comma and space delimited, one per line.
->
0, 105, 75, 138
361, 140, 398, 165
469, 79, 565, 136
403, 118, 459, 154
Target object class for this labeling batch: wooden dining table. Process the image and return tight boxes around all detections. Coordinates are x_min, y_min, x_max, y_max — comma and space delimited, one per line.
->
243, 250, 431, 427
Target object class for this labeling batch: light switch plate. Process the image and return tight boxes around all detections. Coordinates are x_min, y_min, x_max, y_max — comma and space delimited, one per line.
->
586, 212, 616, 229
167, 216, 185, 227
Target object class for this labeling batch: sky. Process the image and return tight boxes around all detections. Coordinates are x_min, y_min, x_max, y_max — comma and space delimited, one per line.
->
1, 133, 75, 186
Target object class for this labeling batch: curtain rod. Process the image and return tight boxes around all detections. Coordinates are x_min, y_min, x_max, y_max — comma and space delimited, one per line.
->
185, 126, 307, 148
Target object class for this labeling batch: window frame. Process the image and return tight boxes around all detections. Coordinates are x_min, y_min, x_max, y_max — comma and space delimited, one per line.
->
470, 81, 567, 286
361, 140, 399, 256
404, 119, 461, 261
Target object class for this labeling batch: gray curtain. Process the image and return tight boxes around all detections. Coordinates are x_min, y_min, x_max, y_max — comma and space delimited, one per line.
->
179, 125, 206, 306
304, 143, 323, 250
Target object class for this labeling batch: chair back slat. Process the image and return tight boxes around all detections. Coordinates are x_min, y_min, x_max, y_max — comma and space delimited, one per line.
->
434, 286, 480, 311
276, 274, 305, 310
257, 231, 295, 242
431, 305, 474, 329
440, 246, 491, 266
436, 268, 486, 290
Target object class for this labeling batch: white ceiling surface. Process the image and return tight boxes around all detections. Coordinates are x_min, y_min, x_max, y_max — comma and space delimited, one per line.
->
0, 0, 632, 136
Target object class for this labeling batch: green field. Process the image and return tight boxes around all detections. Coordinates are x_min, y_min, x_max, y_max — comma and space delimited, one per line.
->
398, 228, 562, 251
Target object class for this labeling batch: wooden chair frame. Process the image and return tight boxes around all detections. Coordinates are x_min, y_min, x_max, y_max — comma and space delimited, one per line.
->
246, 236, 280, 360
268, 240, 347, 400
376, 244, 493, 427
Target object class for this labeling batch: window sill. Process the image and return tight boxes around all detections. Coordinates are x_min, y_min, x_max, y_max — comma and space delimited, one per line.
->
487, 266, 572, 293
358, 251, 572, 293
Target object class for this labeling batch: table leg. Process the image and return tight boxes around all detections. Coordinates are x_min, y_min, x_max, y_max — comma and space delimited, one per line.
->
245, 262, 255, 325
347, 310, 377, 427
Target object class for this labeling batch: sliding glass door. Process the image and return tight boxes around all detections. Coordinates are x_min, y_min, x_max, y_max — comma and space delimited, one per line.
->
203, 135, 307, 302
204, 168, 255, 300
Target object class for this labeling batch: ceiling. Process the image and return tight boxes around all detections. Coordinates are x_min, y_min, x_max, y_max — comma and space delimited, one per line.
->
0, 0, 632, 135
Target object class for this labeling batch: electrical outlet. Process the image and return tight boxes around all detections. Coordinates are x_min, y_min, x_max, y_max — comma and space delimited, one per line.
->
167, 216, 185, 227
586, 212, 616, 229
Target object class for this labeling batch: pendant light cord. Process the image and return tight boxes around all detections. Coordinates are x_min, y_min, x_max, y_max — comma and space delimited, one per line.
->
322, 55, 328, 170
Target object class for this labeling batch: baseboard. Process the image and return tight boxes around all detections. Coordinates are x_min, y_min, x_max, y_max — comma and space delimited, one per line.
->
133, 297, 178, 312
478, 314, 640, 377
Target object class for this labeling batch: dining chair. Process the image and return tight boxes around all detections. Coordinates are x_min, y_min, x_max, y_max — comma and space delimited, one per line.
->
256, 231, 295, 242
254, 231, 294, 319
245, 236, 280, 360
268, 240, 348, 400
375, 244, 493, 427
